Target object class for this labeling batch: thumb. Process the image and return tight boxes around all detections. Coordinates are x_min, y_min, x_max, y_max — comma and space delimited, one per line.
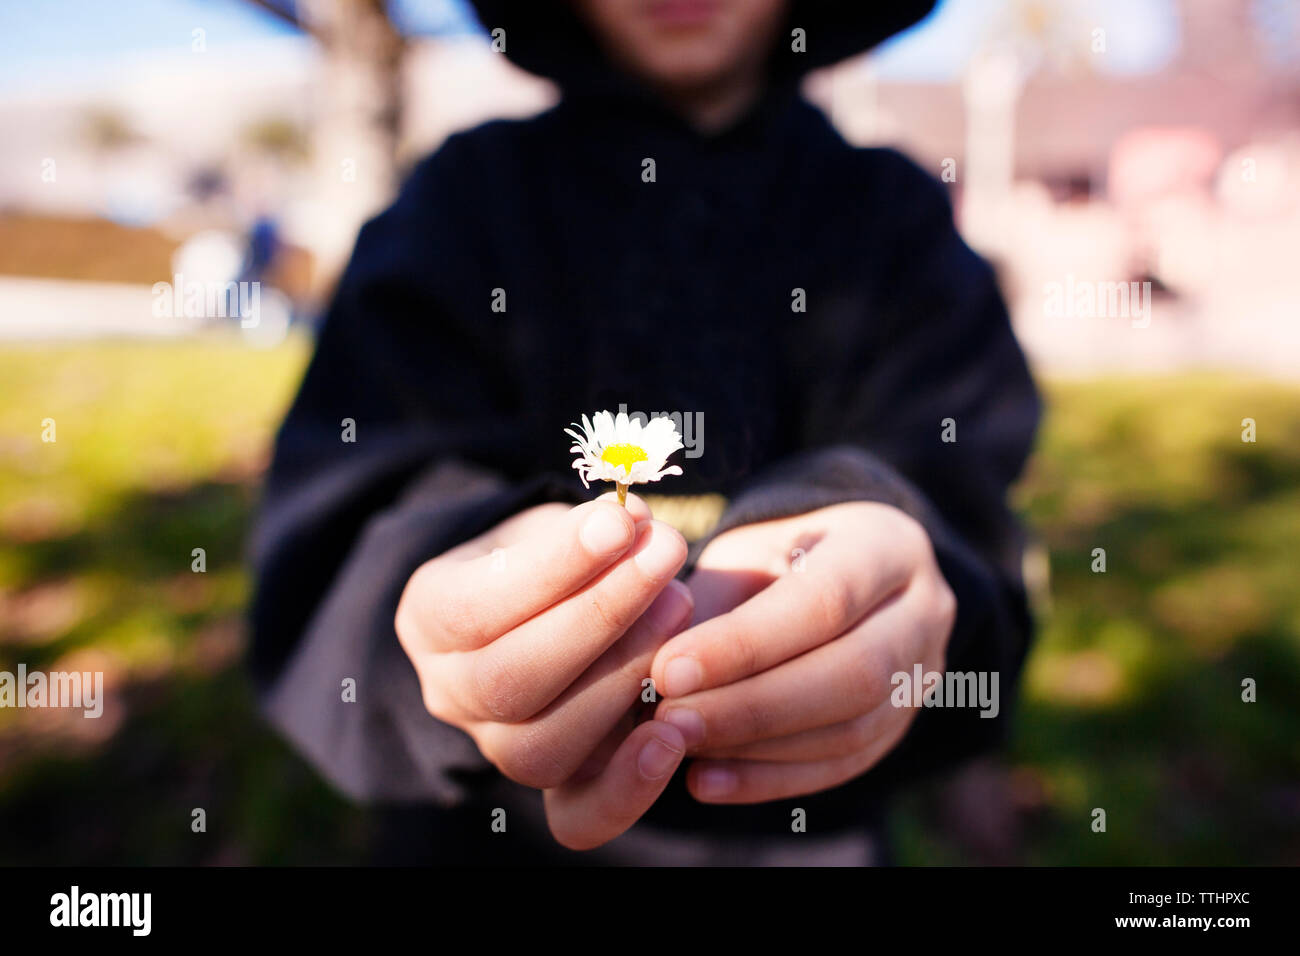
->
542, 720, 685, 851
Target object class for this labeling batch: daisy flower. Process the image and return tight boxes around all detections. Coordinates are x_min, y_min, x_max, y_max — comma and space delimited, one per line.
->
566, 410, 684, 506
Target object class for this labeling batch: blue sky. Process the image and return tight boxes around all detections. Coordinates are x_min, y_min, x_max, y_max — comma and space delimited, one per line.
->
0, 0, 1182, 93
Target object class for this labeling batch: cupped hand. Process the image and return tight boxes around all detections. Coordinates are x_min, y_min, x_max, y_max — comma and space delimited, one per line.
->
648, 502, 957, 804
395, 491, 692, 849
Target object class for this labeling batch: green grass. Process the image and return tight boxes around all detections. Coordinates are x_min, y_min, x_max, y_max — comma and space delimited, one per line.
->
0, 336, 373, 864
1, 341, 1297, 864
896, 376, 1300, 865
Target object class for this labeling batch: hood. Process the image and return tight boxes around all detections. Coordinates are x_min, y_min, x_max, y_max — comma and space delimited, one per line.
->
466, 1, 936, 97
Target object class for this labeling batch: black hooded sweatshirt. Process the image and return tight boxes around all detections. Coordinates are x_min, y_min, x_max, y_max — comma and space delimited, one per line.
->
248, 0, 1041, 865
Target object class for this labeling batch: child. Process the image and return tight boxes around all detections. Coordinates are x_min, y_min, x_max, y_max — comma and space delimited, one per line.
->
250, 0, 1040, 865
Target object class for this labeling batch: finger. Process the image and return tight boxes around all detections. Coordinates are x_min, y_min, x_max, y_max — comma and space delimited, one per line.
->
684, 722, 906, 804
693, 705, 898, 763
404, 499, 639, 652
446, 520, 688, 722
568, 705, 639, 786
543, 720, 686, 851
652, 534, 914, 698
469, 501, 571, 552
467, 492, 649, 555
469, 579, 693, 785
684, 564, 772, 625
654, 588, 925, 752
596, 489, 653, 526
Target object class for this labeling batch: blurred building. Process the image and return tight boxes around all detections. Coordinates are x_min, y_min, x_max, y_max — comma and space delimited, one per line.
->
813, 0, 1300, 377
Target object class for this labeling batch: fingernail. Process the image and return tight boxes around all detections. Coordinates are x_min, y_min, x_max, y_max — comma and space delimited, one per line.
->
660, 708, 705, 749
637, 734, 683, 780
696, 767, 737, 799
580, 506, 632, 557
601, 490, 647, 521
634, 523, 684, 581
649, 579, 694, 634
663, 655, 703, 697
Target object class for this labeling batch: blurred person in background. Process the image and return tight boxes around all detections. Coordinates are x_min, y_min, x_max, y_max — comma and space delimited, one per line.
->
250, 0, 1040, 865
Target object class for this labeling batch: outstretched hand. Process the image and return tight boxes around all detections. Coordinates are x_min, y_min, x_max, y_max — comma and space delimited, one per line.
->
649, 502, 956, 804
395, 492, 691, 849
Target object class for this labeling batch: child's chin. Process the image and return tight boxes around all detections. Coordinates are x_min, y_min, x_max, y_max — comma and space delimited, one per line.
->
646, 54, 744, 92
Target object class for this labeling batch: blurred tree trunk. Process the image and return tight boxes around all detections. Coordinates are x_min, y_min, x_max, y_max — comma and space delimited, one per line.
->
245, 0, 406, 289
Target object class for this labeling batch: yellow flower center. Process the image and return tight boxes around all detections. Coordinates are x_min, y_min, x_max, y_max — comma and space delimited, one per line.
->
600, 443, 648, 472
